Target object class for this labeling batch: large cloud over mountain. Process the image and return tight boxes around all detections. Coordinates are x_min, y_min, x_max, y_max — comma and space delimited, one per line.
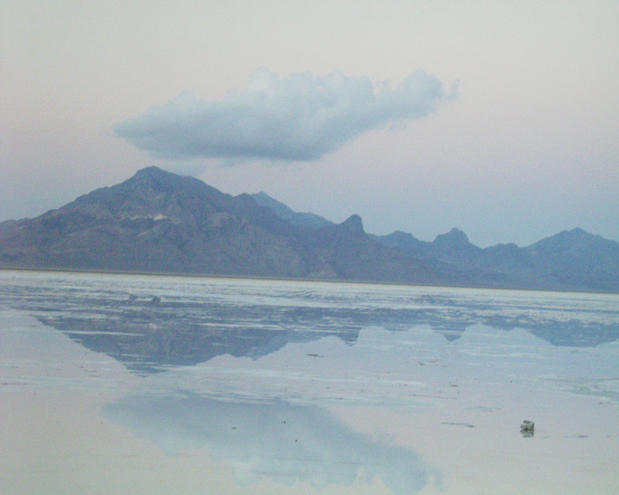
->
114, 69, 444, 161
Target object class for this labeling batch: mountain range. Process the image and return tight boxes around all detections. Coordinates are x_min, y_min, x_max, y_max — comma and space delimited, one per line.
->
1, 166, 617, 292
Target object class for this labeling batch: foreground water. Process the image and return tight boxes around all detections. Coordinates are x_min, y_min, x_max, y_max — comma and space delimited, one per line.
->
0, 270, 617, 494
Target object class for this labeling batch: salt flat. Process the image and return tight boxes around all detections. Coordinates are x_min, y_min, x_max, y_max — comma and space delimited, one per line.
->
1, 270, 617, 494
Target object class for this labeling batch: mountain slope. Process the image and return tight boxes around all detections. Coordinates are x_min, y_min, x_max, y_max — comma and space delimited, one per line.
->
0, 167, 314, 276
373, 225, 619, 292
252, 192, 332, 229
0, 167, 449, 283
524, 228, 619, 291
1, 167, 617, 292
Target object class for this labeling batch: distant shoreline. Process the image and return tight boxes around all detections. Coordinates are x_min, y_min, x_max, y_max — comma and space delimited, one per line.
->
1, 265, 616, 296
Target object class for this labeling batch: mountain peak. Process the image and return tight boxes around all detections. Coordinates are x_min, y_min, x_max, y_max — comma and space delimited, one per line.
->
433, 227, 470, 246
126, 166, 181, 187
131, 166, 178, 181
563, 227, 594, 240
120, 166, 217, 198
528, 227, 610, 253
135, 165, 166, 175
341, 214, 364, 234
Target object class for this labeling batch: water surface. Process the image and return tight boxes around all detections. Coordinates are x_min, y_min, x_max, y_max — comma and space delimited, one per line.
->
1, 270, 617, 494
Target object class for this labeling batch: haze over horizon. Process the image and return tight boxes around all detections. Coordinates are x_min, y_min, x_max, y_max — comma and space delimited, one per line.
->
2, 0, 618, 247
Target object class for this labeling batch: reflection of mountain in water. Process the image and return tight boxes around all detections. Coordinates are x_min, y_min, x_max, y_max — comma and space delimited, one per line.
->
4, 276, 615, 374
36, 299, 364, 374
104, 392, 430, 494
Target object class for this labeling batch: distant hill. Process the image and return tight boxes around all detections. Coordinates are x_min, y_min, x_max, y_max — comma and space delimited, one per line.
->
0, 167, 308, 277
1, 166, 617, 292
372, 226, 619, 292
0, 167, 455, 284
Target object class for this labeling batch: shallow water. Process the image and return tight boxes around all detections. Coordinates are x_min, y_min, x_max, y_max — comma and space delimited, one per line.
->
1, 270, 617, 494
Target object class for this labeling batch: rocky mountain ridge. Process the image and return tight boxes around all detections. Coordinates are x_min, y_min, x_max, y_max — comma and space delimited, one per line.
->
1, 166, 617, 292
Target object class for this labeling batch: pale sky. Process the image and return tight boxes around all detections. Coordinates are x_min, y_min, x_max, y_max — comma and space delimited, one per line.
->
2, 0, 618, 246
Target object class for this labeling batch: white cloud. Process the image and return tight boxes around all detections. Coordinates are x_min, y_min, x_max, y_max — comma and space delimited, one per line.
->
114, 68, 444, 162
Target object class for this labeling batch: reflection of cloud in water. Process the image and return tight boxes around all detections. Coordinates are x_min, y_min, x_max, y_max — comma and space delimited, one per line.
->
104, 393, 430, 494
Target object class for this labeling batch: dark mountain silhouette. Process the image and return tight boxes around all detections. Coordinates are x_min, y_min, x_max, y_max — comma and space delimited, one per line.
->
1, 166, 617, 292
365, 224, 619, 293
0, 167, 311, 276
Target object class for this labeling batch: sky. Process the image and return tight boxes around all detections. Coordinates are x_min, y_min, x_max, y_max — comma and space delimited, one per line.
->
1, 0, 618, 247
